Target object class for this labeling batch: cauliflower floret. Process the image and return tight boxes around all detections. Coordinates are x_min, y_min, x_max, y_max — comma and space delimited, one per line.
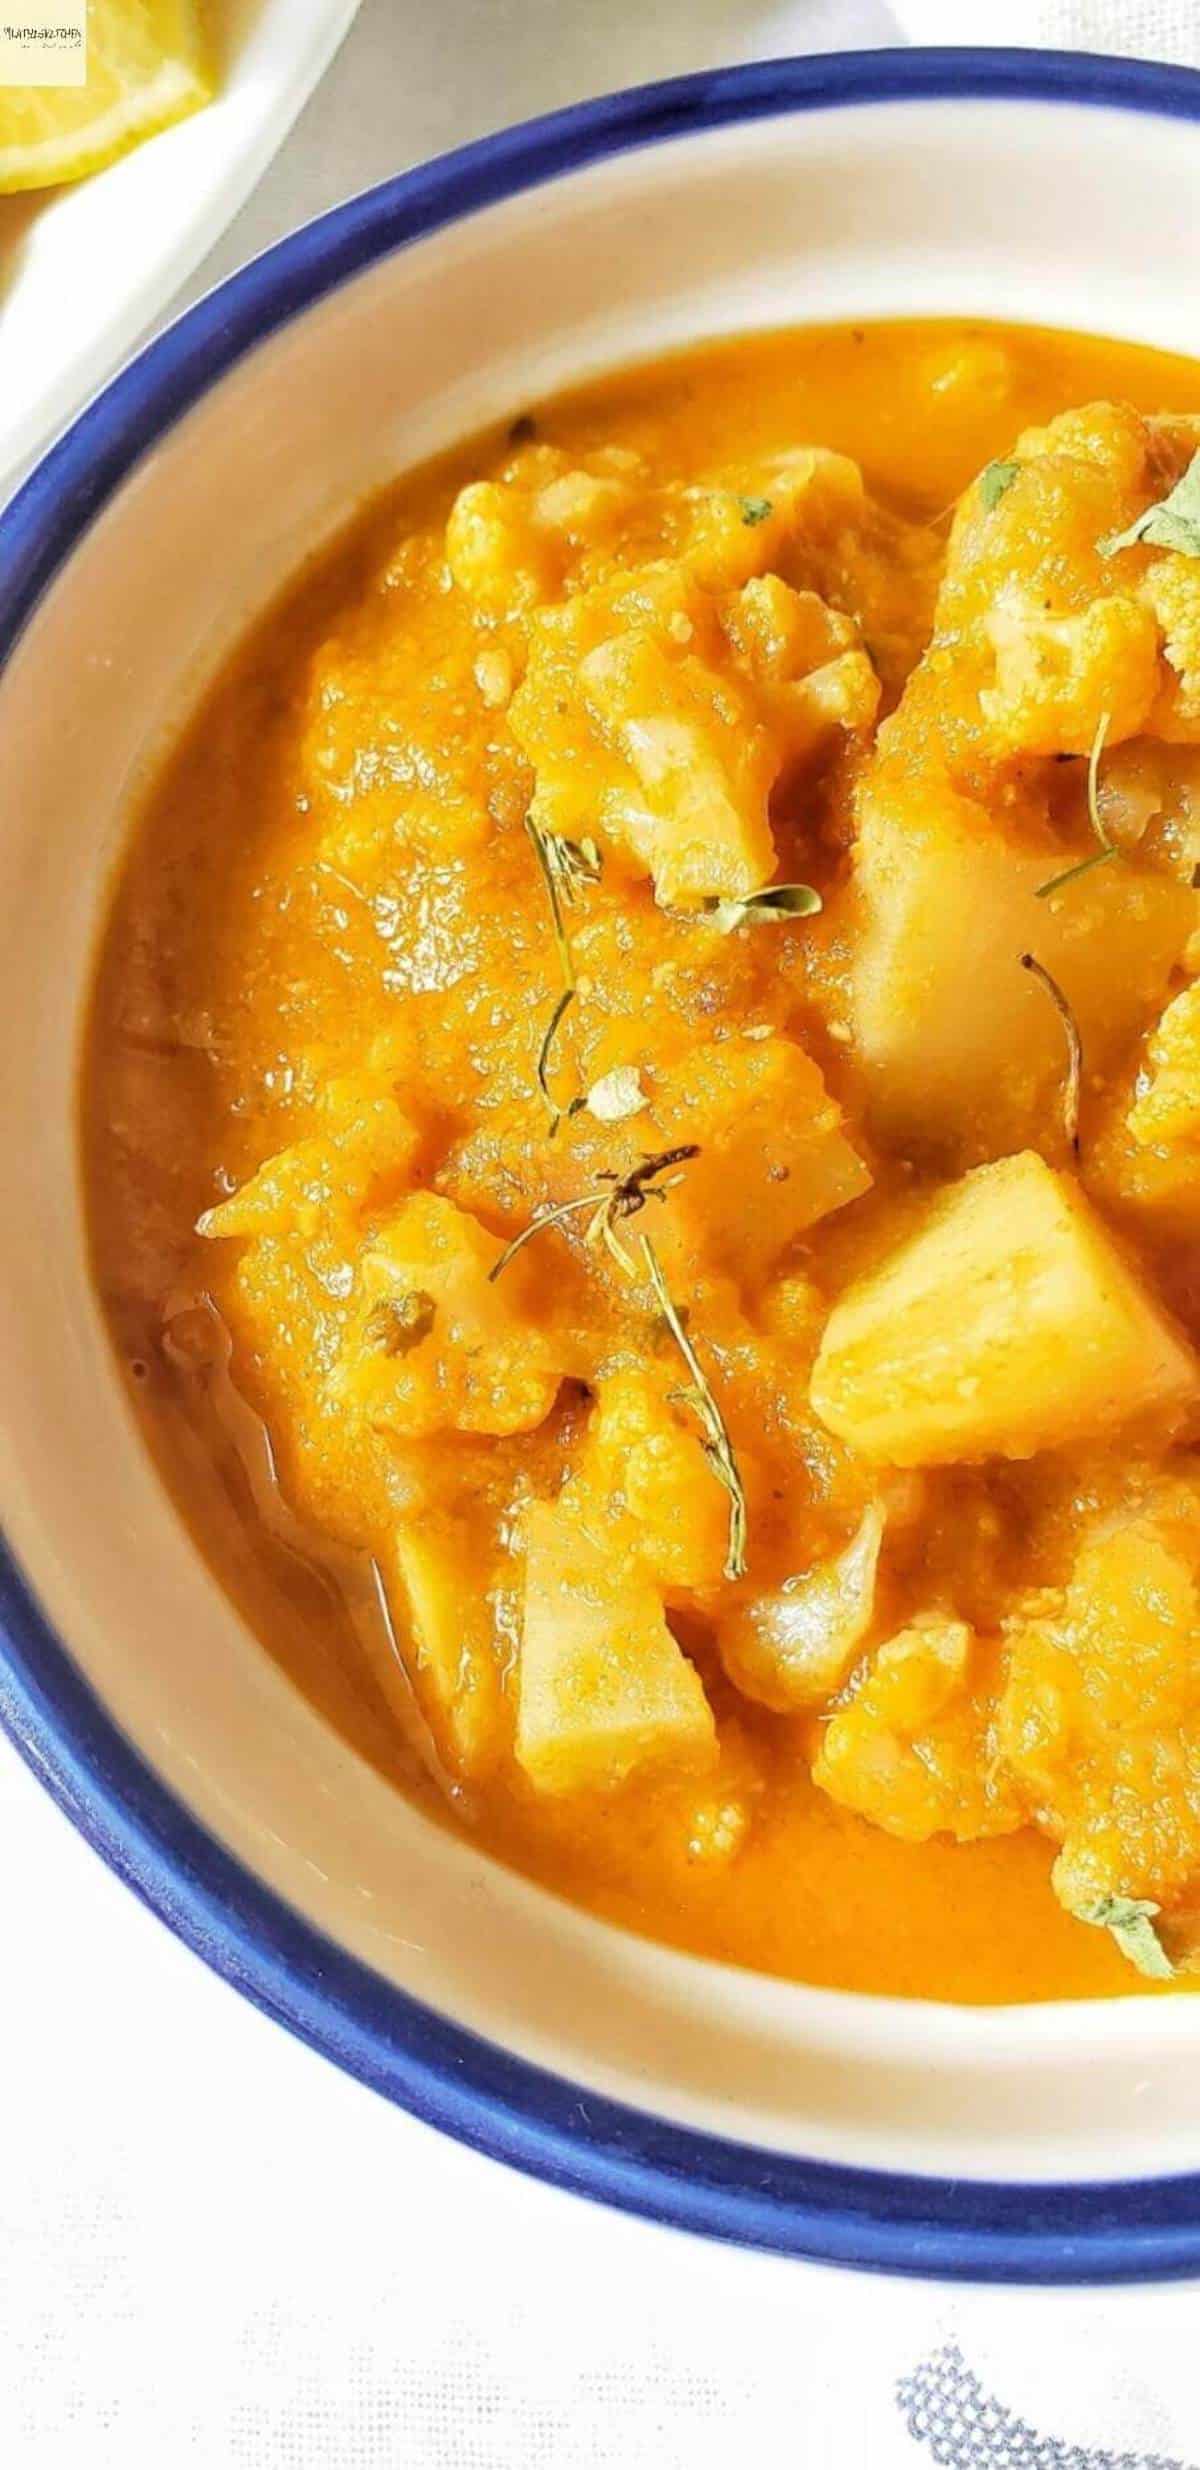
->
445, 479, 557, 616
197, 1094, 419, 1242
446, 460, 638, 618
814, 1619, 1021, 1843
574, 1369, 728, 1599
508, 562, 762, 898
683, 447, 868, 591
532, 468, 633, 544
722, 575, 880, 765
1002, 400, 1154, 494
1000, 1482, 1200, 1915
510, 552, 879, 909
1142, 554, 1200, 740
718, 1504, 885, 1712
1128, 981, 1200, 1148
333, 1192, 566, 1439
577, 626, 777, 907
981, 588, 1161, 755
851, 400, 1200, 1160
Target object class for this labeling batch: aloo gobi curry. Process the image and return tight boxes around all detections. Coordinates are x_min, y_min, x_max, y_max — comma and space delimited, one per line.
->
86, 322, 1200, 2002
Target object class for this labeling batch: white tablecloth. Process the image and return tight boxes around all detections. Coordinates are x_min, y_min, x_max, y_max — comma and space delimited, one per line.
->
6, 3, 1200, 2462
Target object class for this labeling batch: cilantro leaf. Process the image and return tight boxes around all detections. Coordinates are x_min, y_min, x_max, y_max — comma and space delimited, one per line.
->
1099, 450, 1200, 558
1073, 1893, 1175, 1981
707, 883, 823, 935
978, 459, 1020, 512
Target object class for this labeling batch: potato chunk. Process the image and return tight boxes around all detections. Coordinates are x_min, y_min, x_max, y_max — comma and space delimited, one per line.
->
852, 778, 1194, 1159
650, 1037, 871, 1287
515, 1499, 716, 1793
1000, 1482, 1200, 1911
384, 1518, 505, 1777
810, 1152, 1198, 1465
335, 1192, 565, 1439
814, 1620, 1021, 1843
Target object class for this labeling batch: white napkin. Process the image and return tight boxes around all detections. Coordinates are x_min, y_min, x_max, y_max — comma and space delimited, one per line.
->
893, 0, 1200, 55
5, 4, 1200, 2465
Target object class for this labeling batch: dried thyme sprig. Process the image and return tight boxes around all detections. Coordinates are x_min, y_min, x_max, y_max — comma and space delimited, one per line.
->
639, 1232, 747, 1582
1020, 951, 1083, 1154
487, 1146, 700, 1286
524, 812, 602, 1130
1036, 711, 1115, 902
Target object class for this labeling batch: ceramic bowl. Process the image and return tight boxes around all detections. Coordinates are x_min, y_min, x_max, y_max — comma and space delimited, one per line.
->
3, 48, 1200, 2284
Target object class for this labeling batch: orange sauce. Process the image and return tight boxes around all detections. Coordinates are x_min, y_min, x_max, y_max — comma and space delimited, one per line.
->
83, 321, 1200, 2001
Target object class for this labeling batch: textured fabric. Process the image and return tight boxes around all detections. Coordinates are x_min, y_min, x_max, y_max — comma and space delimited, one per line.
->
6, 2, 1200, 2464
893, 0, 1199, 54
898, 2346, 1195, 2470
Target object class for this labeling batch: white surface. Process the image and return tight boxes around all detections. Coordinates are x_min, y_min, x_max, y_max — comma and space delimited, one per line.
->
0, 0, 361, 492
900, 0, 1200, 45
5, 3, 1200, 2466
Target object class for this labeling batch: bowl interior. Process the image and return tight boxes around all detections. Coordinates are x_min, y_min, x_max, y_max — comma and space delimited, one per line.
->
4, 71, 1200, 2205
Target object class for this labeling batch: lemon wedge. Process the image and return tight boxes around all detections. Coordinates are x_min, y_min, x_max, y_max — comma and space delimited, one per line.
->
0, 1, 212, 194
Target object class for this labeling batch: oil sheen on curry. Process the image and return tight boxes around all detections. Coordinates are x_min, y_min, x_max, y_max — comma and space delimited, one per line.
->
85, 320, 1200, 2003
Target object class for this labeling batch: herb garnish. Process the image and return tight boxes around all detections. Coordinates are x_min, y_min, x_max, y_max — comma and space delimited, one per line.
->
639, 1233, 747, 1581
1073, 1893, 1175, 1981
364, 1290, 437, 1356
739, 495, 773, 526
707, 883, 823, 935
1020, 952, 1083, 1154
487, 1146, 700, 1285
1036, 710, 1115, 901
491, 1146, 751, 1573
1099, 450, 1200, 558
535, 987, 576, 1126
978, 458, 1020, 512
524, 812, 603, 1130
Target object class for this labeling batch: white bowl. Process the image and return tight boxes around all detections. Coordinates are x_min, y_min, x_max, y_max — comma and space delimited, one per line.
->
3, 48, 1200, 2283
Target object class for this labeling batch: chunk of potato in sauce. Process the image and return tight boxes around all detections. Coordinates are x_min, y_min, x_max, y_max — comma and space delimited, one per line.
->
84, 321, 1200, 2003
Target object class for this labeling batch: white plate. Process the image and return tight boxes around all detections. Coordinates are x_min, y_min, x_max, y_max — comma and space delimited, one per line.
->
0, 0, 361, 494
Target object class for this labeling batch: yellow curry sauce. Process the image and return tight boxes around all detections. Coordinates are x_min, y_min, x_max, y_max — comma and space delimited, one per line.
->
84, 320, 1200, 2002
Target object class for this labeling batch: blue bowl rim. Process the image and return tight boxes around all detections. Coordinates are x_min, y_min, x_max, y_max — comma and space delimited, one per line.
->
4, 45, 1200, 2285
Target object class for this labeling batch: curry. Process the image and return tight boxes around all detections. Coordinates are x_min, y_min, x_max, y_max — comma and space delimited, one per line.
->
84, 320, 1200, 2002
